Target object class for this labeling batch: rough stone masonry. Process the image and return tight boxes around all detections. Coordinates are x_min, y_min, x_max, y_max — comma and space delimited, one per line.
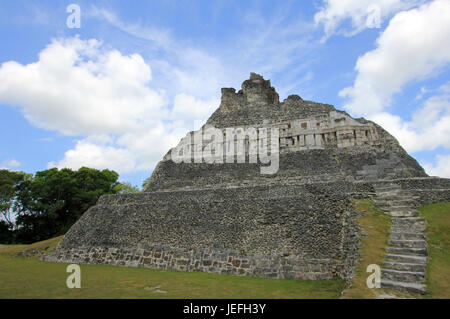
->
44, 73, 450, 283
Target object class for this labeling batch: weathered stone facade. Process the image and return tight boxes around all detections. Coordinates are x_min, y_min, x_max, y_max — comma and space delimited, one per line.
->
44, 73, 449, 282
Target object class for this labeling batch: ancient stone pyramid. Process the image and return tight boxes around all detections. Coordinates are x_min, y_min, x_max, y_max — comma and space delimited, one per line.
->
46, 73, 449, 291
146, 72, 426, 192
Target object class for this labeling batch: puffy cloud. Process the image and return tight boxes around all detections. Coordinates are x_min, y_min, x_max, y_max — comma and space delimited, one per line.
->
370, 91, 450, 153
47, 139, 136, 174
115, 125, 185, 171
0, 37, 168, 136
315, 0, 422, 40
48, 127, 187, 175
422, 154, 450, 178
339, 0, 450, 116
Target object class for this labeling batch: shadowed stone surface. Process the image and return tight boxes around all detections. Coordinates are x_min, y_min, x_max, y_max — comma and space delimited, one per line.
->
45, 73, 450, 282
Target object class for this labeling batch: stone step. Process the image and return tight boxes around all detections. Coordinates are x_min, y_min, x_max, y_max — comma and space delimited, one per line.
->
391, 217, 426, 223
391, 225, 427, 233
381, 269, 425, 283
385, 254, 427, 264
388, 239, 427, 248
385, 210, 420, 217
391, 218, 426, 232
381, 261, 426, 272
386, 247, 427, 256
381, 280, 426, 295
389, 232, 426, 241
380, 206, 417, 212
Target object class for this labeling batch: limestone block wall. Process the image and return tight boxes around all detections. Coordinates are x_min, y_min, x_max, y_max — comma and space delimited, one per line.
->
46, 186, 360, 280
44, 246, 343, 280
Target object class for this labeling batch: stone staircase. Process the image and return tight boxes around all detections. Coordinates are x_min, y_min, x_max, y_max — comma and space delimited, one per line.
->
373, 182, 427, 295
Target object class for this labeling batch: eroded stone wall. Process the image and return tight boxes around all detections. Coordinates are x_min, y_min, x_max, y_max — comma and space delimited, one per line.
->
46, 185, 360, 280
146, 149, 426, 192
44, 246, 342, 280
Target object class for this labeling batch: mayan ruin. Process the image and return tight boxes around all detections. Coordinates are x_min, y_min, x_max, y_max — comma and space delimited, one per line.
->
44, 73, 450, 295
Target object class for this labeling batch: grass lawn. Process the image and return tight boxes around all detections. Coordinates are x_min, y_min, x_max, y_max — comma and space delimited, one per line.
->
0, 237, 345, 299
420, 202, 450, 299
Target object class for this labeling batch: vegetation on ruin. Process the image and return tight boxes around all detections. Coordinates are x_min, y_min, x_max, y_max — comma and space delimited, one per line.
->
341, 200, 398, 299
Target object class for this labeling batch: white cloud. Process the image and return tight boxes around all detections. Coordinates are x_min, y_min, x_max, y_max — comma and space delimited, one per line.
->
116, 124, 185, 171
315, 0, 422, 41
172, 94, 219, 120
0, 159, 21, 170
48, 139, 136, 174
47, 127, 187, 175
422, 154, 450, 178
370, 92, 450, 153
339, 0, 450, 116
0, 37, 168, 136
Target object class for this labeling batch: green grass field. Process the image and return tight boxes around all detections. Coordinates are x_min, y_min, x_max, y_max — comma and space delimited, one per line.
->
0, 237, 344, 299
420, 202, 450, 298
0, 201, 448, 299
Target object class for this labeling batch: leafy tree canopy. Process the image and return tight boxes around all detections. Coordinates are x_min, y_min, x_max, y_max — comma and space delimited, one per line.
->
0, 170, 32, 227
11, 167, 120, 243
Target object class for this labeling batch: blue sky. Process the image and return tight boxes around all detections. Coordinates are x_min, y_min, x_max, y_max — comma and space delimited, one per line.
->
0, 0, 449, 187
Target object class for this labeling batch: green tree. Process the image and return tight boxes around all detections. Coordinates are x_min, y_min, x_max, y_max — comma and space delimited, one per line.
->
0, 170, 32, 243
0, 170, 31, 226
14, 167, 119, 243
